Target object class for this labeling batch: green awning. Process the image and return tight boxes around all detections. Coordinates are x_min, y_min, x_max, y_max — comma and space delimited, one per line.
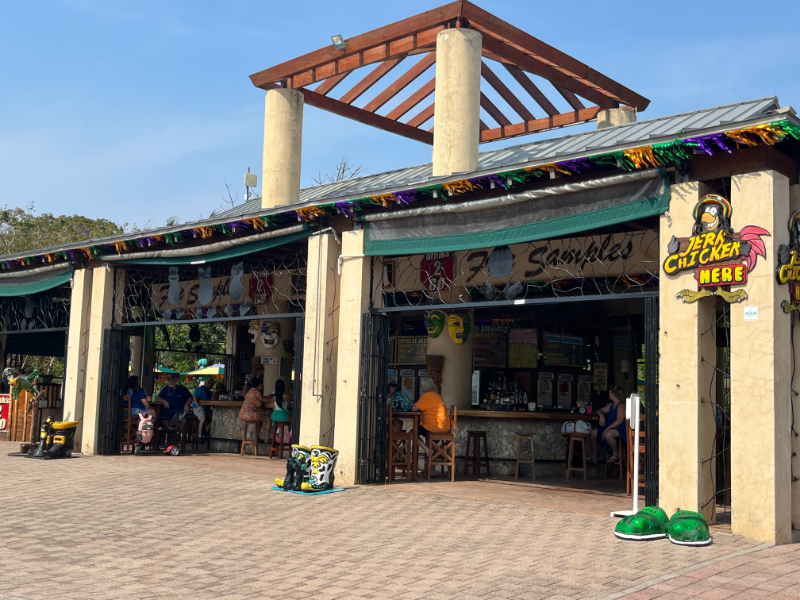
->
0, 266, 74, 297
118, 229, 311, 266
365, 171, 669, 256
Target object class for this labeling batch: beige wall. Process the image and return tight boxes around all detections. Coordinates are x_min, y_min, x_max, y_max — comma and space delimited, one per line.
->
62, 267, 94, 448
300, 233, 340, 448
730, 171, 792, 544
426, 314, 474, 410
333, 230, 371, 485
658, 182, 717, 519
791, 184, 800, 536
252, 317, 295, 398
81, 265, 115, 455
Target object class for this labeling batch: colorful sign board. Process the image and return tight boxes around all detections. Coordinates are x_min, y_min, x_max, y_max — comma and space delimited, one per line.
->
0, 395, 10, 434
776, 211, 800, 313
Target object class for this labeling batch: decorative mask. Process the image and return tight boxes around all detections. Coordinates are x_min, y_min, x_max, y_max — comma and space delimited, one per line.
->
248, 319, 260, 344
487, 245, 514, 279
447, 312, 471, 344
425, 310, 446, 338
261, 322, 281, 349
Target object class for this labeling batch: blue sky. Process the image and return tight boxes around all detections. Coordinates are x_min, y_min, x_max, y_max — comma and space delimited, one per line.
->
2, 0, 799, 229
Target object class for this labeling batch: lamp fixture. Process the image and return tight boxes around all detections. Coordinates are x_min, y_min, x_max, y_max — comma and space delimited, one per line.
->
331, 34, 347, 51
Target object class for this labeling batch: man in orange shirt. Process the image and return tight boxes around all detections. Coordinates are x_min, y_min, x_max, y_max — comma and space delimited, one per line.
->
412, 377, 450, 456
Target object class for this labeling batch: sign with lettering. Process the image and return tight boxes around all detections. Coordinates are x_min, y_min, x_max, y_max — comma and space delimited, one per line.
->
664, 194, 769, 304
508, 328, 538, 369
395, 337, 428, 365
542, 333, 584, 368
0, 395, 10, 434
776, 211, 800, 313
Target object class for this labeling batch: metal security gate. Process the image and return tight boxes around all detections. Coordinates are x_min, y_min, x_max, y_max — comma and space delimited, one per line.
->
644, 296, 660, 506
97, 328, 130, 455
291, 316, 304, 445
356, 312, 391, 484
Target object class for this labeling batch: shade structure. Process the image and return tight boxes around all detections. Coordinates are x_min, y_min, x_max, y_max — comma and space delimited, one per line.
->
154, 366, 181, 374
183, 364, 225, 376
0, 266, 74, 297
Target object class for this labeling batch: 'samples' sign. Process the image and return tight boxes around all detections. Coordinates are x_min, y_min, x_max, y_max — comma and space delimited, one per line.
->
0, 395, 10, 433
664, 194, 769, 304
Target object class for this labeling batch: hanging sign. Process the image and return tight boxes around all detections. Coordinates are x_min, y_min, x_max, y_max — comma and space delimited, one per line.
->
776, 211, 800, 313
0, 395, 10, 434
664, 194, 770, 304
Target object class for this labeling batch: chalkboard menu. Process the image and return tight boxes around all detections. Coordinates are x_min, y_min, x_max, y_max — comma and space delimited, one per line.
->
473, 330, 507, 369
542, 332, 585, 367
509, 328, 538, 369
395, 337, 428, 365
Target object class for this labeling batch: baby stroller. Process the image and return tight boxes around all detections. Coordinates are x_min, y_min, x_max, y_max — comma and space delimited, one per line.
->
133, 411, 187, 456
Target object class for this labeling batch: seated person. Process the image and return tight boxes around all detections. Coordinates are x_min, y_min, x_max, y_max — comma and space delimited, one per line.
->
126, 375, 162, 417
412, 377, 451, 456
386, 382, 412, 433
158, 373, 192, 425
191, 377, 215, 441
238, 376, 273, 435
211, 382, 225, 401
272, 390, 292, 424
589, 387, 628, 464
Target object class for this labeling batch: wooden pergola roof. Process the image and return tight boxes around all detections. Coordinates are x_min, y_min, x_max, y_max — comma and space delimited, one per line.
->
249, 1, 650, 145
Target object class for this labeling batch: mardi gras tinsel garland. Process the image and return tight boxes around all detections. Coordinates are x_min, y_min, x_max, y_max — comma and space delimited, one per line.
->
3, 120, 800, 271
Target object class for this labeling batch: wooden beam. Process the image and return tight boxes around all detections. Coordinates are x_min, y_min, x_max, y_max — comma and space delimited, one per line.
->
481, 35, 616, 110
314, 72, 350, 96
461, 0, 650, 110
480, 92, 512, 127
363, 52, 436, 113
339, 58, 404, 104
249, 1, 461, 88
553, 84, 585, 111
386, 78, 435, 120
502, 64, 559, 117
300, 88, 433, 145
480, 61, 534, 121
407, 102, 434, 128
479, 106, 602, 143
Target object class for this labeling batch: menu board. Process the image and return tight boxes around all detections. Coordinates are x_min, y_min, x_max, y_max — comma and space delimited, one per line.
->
473, 331, 507, 369
394, 337, 428, 365
542, 332, 585, 367
508, 328, 538, 369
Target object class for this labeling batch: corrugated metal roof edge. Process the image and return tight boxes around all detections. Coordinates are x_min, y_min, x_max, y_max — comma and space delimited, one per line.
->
1, 103, 796, 263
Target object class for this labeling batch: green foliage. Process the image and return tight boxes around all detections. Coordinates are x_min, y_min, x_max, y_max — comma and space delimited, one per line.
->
0, 203, 126, 256
153, 323, 227, 392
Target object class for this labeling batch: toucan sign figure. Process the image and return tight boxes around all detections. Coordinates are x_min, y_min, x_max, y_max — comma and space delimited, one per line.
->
663, 194, 770, 304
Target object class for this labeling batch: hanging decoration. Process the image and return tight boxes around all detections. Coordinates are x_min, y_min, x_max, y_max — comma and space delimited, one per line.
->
776, 211, 800, 313
665, 194, 770, 304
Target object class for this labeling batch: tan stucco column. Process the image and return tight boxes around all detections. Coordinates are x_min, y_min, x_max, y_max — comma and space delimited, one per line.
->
426, 313, 474, 409
299, 232, 340, 448
62, 267, 94, 448
262, 89, 303, 209
80, 265, 115, 456
658, 182, 718, 520
730, 170, 792, 544
791, 184, 800, 537
432, 28, 482, 177
333, 230, 371, 485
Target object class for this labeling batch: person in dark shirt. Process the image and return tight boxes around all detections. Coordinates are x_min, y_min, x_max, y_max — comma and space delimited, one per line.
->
125, 375, 164, 417
157, 373, 192, 425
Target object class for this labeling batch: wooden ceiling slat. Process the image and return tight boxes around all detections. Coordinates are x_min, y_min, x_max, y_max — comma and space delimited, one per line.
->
480, 61, 534, 121
406, 102, 435, 128
480, 106, 601, 143
386, 78, 436, 121
480, 92, 512, 127
502, 64, 559, 117
339, 58, 404, 105
553, 83, 585, 111
301, 87, 433, 144
363, 52, 436, 113
249, 1, 459, 88
314, 72, 350, 96
482, 35, 615, 110
462, 0, 650, 110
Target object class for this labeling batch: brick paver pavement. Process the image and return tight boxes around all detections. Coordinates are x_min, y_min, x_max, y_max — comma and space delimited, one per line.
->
0, 442, 793, 600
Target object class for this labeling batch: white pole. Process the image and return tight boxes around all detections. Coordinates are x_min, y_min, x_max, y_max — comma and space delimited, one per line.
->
611, 393, 641, 518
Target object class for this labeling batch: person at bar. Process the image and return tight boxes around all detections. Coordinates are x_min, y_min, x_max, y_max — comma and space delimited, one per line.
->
191, 377, 214, 441
125, 375, 163, 418
238, 376, 273, 437
588, 386, 628, 464
158, 373, 192, 425
412, 377, 450, 456
387, 382, 411, 433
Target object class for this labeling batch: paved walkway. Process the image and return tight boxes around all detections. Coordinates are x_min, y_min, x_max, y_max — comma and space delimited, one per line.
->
0, 443, 796, 600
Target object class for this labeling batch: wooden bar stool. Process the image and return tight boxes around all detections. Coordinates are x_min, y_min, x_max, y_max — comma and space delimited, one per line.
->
424, 406, 457, 482
240, 421, 261, 456
270, 422, 291, 459
514, 432, 536, 480
565, 433, 589, 481
387, 406, 415, 482
464, 430, 490, 477
604, 437, 626, 480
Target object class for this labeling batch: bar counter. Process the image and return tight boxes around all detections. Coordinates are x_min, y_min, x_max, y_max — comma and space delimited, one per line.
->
455, 409, 598, 477
199, 400, 270, 453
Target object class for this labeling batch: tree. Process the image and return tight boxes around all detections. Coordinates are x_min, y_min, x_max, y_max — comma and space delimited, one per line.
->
0, 203, 126, 256
153, 322, 228, 392
311, 157, 366, 186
